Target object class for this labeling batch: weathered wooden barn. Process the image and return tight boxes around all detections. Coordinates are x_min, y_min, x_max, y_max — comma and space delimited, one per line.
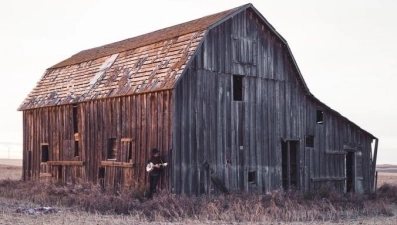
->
18, 4, 379, 195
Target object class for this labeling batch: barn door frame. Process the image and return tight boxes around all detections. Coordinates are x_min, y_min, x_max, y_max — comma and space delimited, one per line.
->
345, 150, 356, 193
281, 139, 300, 190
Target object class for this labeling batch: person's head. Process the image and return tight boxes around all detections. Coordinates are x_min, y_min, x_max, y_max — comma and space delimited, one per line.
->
151, 148, 159, 156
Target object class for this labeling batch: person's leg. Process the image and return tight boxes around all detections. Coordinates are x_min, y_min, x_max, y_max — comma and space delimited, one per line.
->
149, 175, 155, 198
149, 174, 159, 198
152, 174, 159, 194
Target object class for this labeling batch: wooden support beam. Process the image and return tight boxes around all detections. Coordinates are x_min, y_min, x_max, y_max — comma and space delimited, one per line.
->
371, 138, 379, 193
343, 145, 361, 151
325, 151, 347, 155
281, 137, 300, 142
202, 160, 229, 194
47, 161, 84, 166
39, 173, 52, 177
100, 161, 134, 168
311, 177, 347, 182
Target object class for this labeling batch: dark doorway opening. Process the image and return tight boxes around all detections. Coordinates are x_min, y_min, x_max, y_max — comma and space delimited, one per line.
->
346, 151, 355, 192
98, 167, 105, 187
248, 171, 256, 183
282, 140, 299, 190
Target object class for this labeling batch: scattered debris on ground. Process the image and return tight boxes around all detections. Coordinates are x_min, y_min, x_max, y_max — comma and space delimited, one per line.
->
16, 206, 60, 215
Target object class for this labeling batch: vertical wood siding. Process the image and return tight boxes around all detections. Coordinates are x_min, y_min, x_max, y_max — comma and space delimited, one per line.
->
22, 8, 375, 195
22, 91, 173, 190
174, 8, 374, 195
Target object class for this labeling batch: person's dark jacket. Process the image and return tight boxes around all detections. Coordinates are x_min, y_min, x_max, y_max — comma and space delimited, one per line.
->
148, 156, 165, 175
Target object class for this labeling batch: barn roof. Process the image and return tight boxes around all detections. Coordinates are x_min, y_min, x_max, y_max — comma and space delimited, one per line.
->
20, 3, 310, 111
18, 3, 375, 138
18, 5, 244, 111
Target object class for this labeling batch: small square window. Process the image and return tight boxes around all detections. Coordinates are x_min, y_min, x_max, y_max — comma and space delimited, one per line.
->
305, 135, 314, 148
248, 171, 256, 183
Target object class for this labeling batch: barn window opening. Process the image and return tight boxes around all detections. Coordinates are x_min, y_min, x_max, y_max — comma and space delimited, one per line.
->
74, 141, 79, 157
107, 138, 117, 160
121, 139, 133, 163
128, 142, 133, 162
316, 110, 323, 124
41, 144, 49, 162
305, 135, 314, 148
233, 75, 244, 101
73, 104, 78, 133
248, 171, 256, 183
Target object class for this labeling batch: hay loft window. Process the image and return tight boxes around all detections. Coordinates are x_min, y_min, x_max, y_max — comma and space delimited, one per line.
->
316, 110, 324, 124
305, 135, 314, 148
41, 144, 49, 162
107, 138, 117, 160
232, 36, 256, 65
233, 75, 244, 101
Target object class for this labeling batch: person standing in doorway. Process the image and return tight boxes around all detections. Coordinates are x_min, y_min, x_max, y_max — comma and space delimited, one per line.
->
147, 148, 167, 198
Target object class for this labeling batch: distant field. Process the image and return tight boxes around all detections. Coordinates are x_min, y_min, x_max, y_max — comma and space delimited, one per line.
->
0, 158, 22, 167
377, 164, 397, 174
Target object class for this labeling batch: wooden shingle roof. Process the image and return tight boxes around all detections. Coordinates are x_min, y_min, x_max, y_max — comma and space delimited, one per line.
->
18, 5, 244, 110
51, 7, 240, 69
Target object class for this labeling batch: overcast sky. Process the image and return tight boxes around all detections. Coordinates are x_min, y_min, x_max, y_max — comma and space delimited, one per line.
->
0, 0, 395, 164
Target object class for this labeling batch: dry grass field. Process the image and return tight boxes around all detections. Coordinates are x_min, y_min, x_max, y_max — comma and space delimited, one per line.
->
0, 159, 396, 225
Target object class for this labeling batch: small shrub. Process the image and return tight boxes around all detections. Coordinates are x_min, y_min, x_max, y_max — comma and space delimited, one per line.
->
378, 183, 397, 203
